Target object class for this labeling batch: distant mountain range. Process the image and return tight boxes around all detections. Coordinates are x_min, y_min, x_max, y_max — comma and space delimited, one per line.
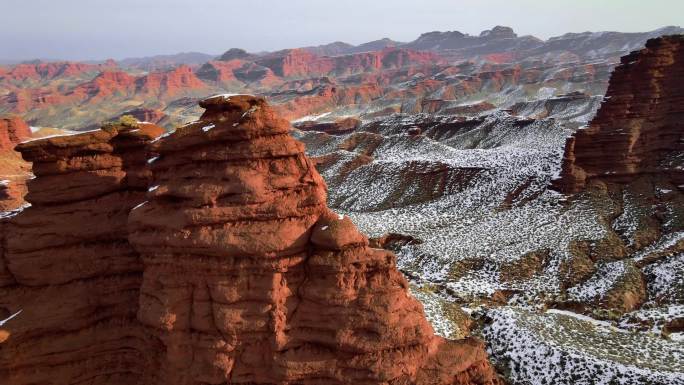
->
1, 25, 682, 131
114, 25, 684, 70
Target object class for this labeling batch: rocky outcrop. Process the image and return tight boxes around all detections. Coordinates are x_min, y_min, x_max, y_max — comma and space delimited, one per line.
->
256, 47, 443, 78
0, 116, 32, 210
0, 180, 27, 212
0, 121, 164, 385
553, 35, 684, 193
135, 65, 208, 97
0, 60, 116, 82
119, 107, 169, 126
218, 48, 255, 62
293, 117, 362, 135
0, 95, 499, 384
0, 117, 31, 152
128, 94, 499, 384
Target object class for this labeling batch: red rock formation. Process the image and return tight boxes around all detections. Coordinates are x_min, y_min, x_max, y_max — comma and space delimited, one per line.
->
120, 107, 169, 125
1, 61, 115, 82
71, 70, 137, 99
0, 116, 32, 211
196, 59, 248, 84
257, 47, 444, 78
0, 179, 27, 212
294, 117, 362, 135
0, 122, 164, 385
0, 117, 31, 151
127, 94, 499, 384
553, 35, 684, 193
136, 65, 208, 97
274, 82, 385, 121
0, 95, 499, 384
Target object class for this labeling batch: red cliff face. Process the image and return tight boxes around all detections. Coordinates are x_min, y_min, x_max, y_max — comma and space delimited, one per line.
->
136, 65, 208, 97
0, 95, 500, 385
120, 107, 169, 125
71, 70, 137, 99
0, 121, 164, 384
196, 59, 248, 84
0, 117, 31, 152
553, 35, 684, 193
128, 94, 499, 384
2, 61, 115, 82
0, 116, 32, 211
257, 47, 444, 78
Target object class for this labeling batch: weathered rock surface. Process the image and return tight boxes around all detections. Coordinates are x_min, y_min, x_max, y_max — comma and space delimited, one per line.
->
0, 121, 164, 385
294, 117, 362, 135
129, 94, 499, 384
0, 95, 498, 384
0, 116, 32, 210
553, 35, 684, 193
0, 117, 31, 152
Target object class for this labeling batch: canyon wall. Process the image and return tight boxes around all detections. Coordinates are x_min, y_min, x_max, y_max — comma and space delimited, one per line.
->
0, 95, 499, 384
0, 117, 30, 152
553, 35, 684, 193
0, 122, 163, 384
0, 116, 32, 211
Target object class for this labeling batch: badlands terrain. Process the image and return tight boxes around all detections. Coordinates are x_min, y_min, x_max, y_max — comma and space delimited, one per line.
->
0, 26, 683, 385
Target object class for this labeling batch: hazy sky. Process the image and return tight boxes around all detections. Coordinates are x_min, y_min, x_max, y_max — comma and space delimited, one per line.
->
2, 0, 682, 61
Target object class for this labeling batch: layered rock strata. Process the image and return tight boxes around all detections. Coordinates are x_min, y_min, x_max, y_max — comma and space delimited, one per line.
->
0, 95, 498, 384
0, 116, 32, 211
0, 117, 31, 152
128, 94, 499, 384
553, 35, 684, 193
0, 122, 164, 384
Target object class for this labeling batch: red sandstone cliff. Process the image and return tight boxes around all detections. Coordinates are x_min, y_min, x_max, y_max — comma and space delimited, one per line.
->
0, 116, 32, 211
553, 35, 684, 193
129, 94, 499, 384
0, 117, 31, 152
0, 95, 499, 384
256, 47, 444, 78
0, 121, 164, 384
0, 60, 116, 82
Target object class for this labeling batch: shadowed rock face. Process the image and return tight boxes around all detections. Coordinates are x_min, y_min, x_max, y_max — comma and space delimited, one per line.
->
553, 35, 684, 193
0, 95, 499, 385
0, 122, 164, 385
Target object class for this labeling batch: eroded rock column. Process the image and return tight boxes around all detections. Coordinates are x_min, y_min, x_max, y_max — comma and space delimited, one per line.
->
0, 122, 163, 385
129, 94, 500, 385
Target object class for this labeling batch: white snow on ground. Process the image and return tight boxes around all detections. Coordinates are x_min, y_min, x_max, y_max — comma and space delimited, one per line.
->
292, 111, 332, 123
201, 123, 215, 132
483, 307, 684, 385
633, 231, 684, 262
20, 129, 97, 142
131, 201, 148, 211
619, 305, 684, 334
0, 310, 22, 326
410, 286, 459, 339
567, 260, 627, 303
0, 203, 31, 218
297, 106, 684, 384
298, 114, 607, 298
643, 253, 684, 303
546, 309, 617, 329
151, 128, 176, 143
